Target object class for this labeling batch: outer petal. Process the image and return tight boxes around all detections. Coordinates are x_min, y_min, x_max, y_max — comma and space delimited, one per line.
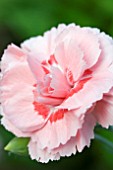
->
31, 109, 84, 150
1, 117, 31, 137
21, 24, 68, 59
28, 141, 60, 163
76, 113, 96, 152
56, 26, 101, 69
93, 87, 113, 128
92, 32, 113, 72
28, 112, 96, 163
28, 136, 77, 163
0, 45, 47, 135
52, 137, 76, 157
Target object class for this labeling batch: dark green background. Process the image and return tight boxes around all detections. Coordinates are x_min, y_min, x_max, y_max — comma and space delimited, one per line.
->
0, 0, 113, 169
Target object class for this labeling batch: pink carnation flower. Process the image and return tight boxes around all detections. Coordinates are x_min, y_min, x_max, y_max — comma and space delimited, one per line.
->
0, 24, 113, 163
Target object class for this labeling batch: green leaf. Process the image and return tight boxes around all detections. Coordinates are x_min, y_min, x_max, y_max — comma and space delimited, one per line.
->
4, 137, 30, 156
95, 126, 113, 153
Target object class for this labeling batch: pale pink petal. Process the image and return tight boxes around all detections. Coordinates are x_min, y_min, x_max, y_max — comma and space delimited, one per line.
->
58, 70, 113, 111
43, 24, 67, 55
28, 113, 95, 163
21, 36, 49, 60
1, 44, 26, 72
28, 137, 77, 163
27, 52, 45, 82
37, 95, 63, 106
53, 137, 76, 157
92, 32, 113, 72
1, 117, 31, 137
28, 112, 95, 162
76, 113, 96, 152
31, 109, 84, 150
54, 40, 86, 82
0, 45, 47, 134
21, 24, 67, 58
28, 141, 60, 163
93, 87, 113, 128
56, 26, 101, 68
65, 40, 86, 81
50, 66, 70, 98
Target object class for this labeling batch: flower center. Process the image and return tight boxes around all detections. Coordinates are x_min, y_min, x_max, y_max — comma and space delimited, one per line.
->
33, 53, 92, 108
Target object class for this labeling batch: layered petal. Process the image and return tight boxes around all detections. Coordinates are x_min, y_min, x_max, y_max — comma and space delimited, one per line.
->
28, 111, 96, 163
92, 32, 113, 72
93, 87, 113, 128
56, 26, 101, 69
21, 24, 68, 58
76, 113, 96, 152
0, 45, 48, 135
54, 40, 86, 82
31, 109, 84, 150
58, 70, 113, 112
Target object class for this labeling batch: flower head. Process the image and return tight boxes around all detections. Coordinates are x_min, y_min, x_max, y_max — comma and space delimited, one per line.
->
1, 24, 113, 163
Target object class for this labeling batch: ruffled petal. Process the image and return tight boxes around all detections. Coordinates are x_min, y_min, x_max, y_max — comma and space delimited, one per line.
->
92, 32, 113, 72
76, 113, 96, 152
93, 87, 113, 128
28, 141, 60, 163
28, 136, 77, 163
57, 70, 113, 111
31, 109, 84, 150
21, 24, 67, 58
54, 40, 86, 82
56, 26, 101, 69
1, 117, 31, 137
50, 66, 70, 98
0, 45, 47, 134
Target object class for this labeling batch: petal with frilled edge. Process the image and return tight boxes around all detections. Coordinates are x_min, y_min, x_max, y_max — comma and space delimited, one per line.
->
31, 109, 84, 150
93, 87, 113, 128
76, 113, 96, 152
57, 70, 113, 112
0, 45, 48, 134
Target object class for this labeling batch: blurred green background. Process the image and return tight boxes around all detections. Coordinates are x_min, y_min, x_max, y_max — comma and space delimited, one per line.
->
0, 0, 113, 169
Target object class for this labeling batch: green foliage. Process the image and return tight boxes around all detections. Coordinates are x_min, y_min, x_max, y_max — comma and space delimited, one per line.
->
0, 0, 113, 38
95, 126, 113, 152
0, 0, 113, 55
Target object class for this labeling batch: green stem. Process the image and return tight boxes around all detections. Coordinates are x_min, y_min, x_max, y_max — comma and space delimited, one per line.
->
95, 133, 113, 149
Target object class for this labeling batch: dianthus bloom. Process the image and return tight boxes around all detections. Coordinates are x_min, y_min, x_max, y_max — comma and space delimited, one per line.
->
0, 24, 113, 163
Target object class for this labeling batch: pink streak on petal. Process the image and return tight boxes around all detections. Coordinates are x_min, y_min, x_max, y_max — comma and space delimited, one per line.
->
0, 45, 47, 133
33, 101, 50, 119
31, 109, 84, 150
49, 109, 66, 122
58, 70, 113, 110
